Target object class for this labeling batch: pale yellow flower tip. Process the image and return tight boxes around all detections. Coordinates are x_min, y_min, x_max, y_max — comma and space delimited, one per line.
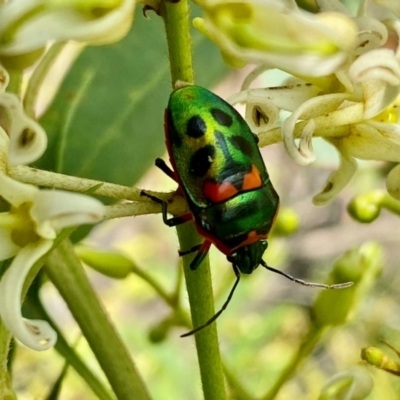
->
0, 0, 136, 57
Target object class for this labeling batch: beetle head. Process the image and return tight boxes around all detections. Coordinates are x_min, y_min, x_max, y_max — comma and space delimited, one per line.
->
227, 240, 268, 274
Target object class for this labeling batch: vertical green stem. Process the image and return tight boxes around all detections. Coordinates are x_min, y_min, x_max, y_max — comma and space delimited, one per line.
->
0, 324, 12, 398
177, 224, 227, 400
161, 1, 227, 399
45, 240, 151, 400
161, 0, 194, 85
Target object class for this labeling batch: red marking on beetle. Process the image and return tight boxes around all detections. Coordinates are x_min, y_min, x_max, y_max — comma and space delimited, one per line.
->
242, 165, 262, 191
203, 164, 262, 204
203, 180, 239, 203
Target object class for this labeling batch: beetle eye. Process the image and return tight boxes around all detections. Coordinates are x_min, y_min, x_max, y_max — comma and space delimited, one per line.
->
227, 252, 237, 262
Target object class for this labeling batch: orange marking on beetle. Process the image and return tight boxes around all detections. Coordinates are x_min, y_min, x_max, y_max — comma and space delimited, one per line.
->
237, 230, 267, 249
203, 180, 239, 203
242, 165, 262, 191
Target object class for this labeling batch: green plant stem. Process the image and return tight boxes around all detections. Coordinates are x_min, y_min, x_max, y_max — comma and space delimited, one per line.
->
45, 240, 151, 400
177, 224, 227, 400
0, 323, 12, 397
381, 193, 400, 215
161, 0, 194, 85
261, 325, 325, 400
23, 41, 67, 118
161, 0, 227, 399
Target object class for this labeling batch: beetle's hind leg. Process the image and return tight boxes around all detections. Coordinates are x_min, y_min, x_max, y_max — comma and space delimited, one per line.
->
140, 191, 192, 227
155, 158, 179, 182
179, 241, 212, 271
178, 244, 202, 256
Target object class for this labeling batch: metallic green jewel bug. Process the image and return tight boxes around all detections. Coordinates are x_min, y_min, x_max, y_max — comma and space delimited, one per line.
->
141, 85, 352, 336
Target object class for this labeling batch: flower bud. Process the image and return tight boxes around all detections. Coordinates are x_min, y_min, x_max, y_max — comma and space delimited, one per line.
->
75, 245, 134, 279
311, 243, 382, 327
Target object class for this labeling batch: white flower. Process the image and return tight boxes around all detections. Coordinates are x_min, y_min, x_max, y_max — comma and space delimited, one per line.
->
228, 0, 400, 204
0, 64, 47, 165
194, 0, 357, 75
0, 128, 105, 351
0, 0, 136, 57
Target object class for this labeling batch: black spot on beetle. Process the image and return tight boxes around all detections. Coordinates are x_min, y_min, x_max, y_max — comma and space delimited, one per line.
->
211, 108, 233, 127
230, 135, 254, 157
189, 145, 215, 177
186, 115, 207, 138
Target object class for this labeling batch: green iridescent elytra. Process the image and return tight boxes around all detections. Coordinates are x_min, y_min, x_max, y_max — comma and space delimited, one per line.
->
165, 85, 279, 273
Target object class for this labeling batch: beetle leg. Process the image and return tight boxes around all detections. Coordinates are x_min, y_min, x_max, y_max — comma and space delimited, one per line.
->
188, 241, 212, 271
155, 158, 179, 182
178, 244, 202, 256
181, 263, 241, 337
140, 190, 192, 227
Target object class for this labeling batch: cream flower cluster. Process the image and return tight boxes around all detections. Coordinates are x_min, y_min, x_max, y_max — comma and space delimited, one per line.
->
0, 0, 136, 351
197, 0, 400, 205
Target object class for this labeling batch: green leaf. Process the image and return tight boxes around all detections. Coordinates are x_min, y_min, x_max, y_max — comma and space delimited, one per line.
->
37, 8, 229, 187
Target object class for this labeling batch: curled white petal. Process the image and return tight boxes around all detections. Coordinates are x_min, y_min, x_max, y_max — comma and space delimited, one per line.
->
354, 16, 388, 55
0, 0, 136, 55
298, 119, 316, 162
313, 144, 357, 205
349, 48, 400, 85
245, 98, 279, 134
281, 93, 348, 165
241, 65, 270, 91
0, 240, 56, 351
31, 190, 105, 238
0, 91, 47, 165
229, 83, 321, 112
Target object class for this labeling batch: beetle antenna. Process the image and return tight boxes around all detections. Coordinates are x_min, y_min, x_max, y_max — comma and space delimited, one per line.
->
260, 260, 353, 289
181, 265, 241, 337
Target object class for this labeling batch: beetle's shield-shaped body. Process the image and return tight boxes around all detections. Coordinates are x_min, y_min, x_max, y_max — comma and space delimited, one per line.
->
165, 85, 279, 255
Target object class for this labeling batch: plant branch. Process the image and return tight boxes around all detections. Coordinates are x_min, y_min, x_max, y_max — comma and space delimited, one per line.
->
45, 240, 151, 400
161, 0, 227, 398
